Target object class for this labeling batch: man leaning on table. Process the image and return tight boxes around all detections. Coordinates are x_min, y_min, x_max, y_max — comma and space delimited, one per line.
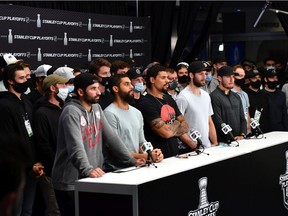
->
52, 73, 145, 216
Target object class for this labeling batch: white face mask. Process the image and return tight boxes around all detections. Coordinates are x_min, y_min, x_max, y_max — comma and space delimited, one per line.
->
57, 88, 69, 102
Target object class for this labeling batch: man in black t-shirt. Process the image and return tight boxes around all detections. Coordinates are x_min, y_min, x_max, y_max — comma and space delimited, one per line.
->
138, 64, 197, 157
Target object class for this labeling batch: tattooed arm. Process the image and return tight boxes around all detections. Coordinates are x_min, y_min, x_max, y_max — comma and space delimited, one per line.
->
150, 118, 181, 138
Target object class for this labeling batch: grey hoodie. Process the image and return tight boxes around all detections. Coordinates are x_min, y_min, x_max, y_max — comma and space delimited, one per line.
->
52, 98, 135, 191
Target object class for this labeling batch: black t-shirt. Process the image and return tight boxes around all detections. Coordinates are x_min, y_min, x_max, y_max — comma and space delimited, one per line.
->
138, 93, 181, 158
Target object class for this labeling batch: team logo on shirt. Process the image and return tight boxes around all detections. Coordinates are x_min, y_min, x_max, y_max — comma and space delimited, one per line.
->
80, 115, 86, 126
279, 150, 288, 210
160, 104, 176, 124
188, 177, 219, 216
95, 111, 101, 119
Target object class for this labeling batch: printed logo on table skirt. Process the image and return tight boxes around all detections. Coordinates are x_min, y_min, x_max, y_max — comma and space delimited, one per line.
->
279, 150, 288, 210
188, 177, 219, 216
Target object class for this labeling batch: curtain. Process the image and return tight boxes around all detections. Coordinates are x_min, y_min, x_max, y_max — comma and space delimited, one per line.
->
169, 1, 200, 68
272, 2, 288, 37
184, 2, 222, 63
139, 1, 175, 65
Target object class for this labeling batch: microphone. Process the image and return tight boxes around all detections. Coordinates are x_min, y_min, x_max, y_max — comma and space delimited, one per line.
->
141, 141, 154, 161
221, 123, 235, 143
250, 118, 264, 136
189, 129, 204, 149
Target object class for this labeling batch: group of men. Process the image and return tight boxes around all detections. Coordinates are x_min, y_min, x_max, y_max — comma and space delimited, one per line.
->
0, 53, 287, 216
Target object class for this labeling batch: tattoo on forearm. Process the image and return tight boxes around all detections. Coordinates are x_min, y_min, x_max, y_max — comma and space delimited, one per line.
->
151, 118, 165, 129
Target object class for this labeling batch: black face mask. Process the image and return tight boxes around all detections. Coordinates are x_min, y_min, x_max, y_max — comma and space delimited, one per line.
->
250, 80, 261, 89
267, 80, 278, 89
26, 78, 33, 88
13, 81, 29, 93
234, 78, 245, 87
178, 75, 189, 84
99, 77, 110, 87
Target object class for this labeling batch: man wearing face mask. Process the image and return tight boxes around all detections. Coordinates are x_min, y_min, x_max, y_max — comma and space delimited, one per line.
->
33, 74, 69, 216
245, 69, 270, 133
166, 68, 179, 100
175, 62, 189, 91
262, 68, 288, 131
88, 58, 114, 109
232, 65, 251, 134
0, 63, 44, 216
126, 67, 146, 109
201, 60, 213, 94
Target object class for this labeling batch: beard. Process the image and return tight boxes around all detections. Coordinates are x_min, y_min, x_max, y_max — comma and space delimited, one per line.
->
83, 92, 99, 104
193, 77, 205, 87
119, 90, 134, 103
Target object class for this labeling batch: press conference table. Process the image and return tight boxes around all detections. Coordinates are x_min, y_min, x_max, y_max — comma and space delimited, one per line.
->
75, 131, 288, 216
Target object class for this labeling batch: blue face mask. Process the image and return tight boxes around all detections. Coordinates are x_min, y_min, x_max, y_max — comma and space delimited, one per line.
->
67, 85, 74, 93
205, 74, 212, 82
134, 82, 145, 93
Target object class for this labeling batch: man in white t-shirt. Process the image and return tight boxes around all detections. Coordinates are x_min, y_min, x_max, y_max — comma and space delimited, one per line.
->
176, 61, 218, 148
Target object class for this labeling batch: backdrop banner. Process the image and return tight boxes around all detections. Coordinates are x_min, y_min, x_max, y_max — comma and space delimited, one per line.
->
0, 4, 151, 69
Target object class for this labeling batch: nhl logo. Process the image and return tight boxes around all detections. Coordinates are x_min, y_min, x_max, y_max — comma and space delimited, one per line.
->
279, 150, 288, 210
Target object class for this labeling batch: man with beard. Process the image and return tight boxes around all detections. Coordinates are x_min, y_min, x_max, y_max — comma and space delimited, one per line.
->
210, 66, 247, 143
176, 61, 217, 149
138, 64, 197, 157
52, 73, 145, 216
209, 55, 228, 93
103, 74, 163, 171
0, 63, 43, 216
262, 68, 288, 131
33, 74, 69, 216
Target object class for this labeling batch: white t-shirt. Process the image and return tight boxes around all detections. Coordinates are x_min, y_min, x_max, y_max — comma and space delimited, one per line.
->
176, 86, 213, 148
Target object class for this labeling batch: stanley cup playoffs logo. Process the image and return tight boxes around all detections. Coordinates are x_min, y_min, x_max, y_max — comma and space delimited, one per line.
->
279, 150, 288, 210
188, 177, 219, 216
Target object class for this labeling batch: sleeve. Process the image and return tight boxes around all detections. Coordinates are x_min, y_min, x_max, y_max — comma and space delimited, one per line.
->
210, 93, 224, 132
138, 113, 146, 145
34, 110, 55, 170
138, 96, 161, 125
62, 107, 94, 177
100, 107, 136, 165
104, 110, 120, 135
175, 94, 188, 116
238, 97, 248, 134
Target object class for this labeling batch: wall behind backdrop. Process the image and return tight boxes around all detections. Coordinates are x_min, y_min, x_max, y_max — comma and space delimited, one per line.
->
0, 4, 151, 69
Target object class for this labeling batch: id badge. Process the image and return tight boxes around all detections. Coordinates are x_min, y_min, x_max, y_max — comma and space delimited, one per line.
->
24, 119, 33, 137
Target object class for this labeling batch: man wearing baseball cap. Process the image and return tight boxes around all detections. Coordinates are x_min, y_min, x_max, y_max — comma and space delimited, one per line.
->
176, 61, 217, 150
262, 69, 288, 131
210, 66, 247, 143
52, 73, 145, 216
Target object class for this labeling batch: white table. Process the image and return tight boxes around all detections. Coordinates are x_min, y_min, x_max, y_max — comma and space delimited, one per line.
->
75, 131, 288, 216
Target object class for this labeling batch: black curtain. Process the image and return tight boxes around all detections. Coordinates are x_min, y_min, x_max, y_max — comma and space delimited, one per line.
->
184, 2, 222, 63
139, 1, 175, 65
169, 1, 200, 68
273, 2, 288, 37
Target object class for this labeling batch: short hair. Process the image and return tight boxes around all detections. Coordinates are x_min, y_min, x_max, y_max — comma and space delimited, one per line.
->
110, 59, 130, 75
89, 58, 111, 75
145, 64, 166, 89
263, 57, 276, 65
3, 63, 24, 89
233, 64, 243, 71
108, 73, 129, 96
166, 67, 176, 74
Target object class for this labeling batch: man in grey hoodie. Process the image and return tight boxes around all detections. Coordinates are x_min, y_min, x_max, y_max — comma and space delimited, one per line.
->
52, 73, 145, 216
